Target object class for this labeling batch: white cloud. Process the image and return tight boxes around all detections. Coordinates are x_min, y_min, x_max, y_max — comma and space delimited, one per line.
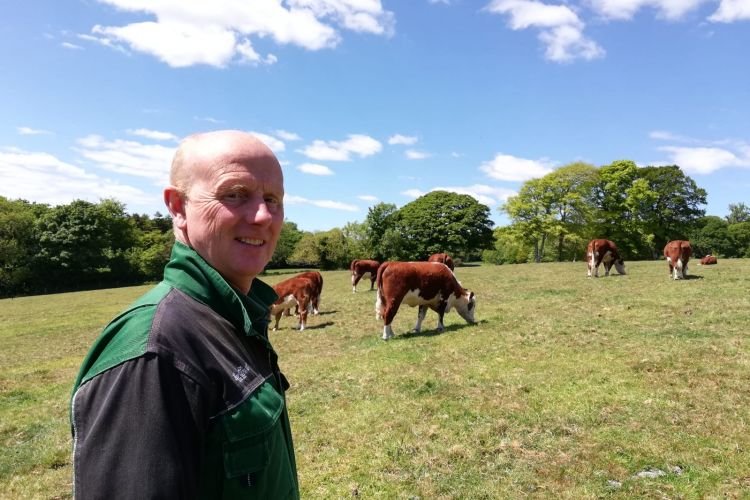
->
388, 134, 418, 145
275, 129, 301, 141
299, 134, 382, 161
249, 132, 286, 153
298, 163, 334, 175
587, 0, 709, 21
17, 126, 52, 136
62, 42, 84, 50
127, 128, 180, 141
83, 0, 395, 67
406, 149, 431, 160
401, 188, 426, 199
658, 145, 749, 174
284, 195, 358, 211
358, 194, 378, 201
479, 153, 556, 181
485, 0, 604, 62
194, 116, 224, 124
75, 135, 176, 185
0, 147, 153, 209
709, 0, 750, 21
649, 130, 696, 142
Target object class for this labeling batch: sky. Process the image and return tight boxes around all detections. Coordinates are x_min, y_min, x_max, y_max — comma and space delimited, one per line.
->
1, 0, 748, 232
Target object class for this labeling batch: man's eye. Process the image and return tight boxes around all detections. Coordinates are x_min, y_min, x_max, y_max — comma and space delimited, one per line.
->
223, 192, 247, 202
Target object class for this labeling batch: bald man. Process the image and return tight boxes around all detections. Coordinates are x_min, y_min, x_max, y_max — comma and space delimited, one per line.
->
71, 131, 299, 499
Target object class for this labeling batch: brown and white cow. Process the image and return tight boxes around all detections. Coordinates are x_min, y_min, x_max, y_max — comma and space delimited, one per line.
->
375, 261, 476, 340
700, 255, 717, 265
350, 259, 380, 292
586, 239, 626, 278
270, 273, 319, 331
427, 252, 455, 271
664, 240, 692, 280
294, 271, 323, 315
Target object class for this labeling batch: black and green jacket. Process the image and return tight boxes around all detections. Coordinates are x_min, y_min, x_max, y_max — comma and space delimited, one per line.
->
70, 241, 299, 499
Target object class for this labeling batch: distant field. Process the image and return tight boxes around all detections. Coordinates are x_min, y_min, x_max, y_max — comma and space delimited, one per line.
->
2, 259, 749, 498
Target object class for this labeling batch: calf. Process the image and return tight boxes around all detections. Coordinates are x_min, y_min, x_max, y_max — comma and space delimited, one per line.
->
586, 239, 626, 277
700, 255, 717, 265
427, 252, 455, 271
375, 261, 476, 340
664, 240, 692, 280
350, 259, 380, 292
270, 274, 317, 331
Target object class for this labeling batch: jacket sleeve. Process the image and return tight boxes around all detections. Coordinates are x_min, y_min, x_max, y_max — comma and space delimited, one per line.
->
71, 353, 207, 499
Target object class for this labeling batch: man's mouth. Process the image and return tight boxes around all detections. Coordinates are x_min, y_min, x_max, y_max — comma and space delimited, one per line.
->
237, 238, 264, 246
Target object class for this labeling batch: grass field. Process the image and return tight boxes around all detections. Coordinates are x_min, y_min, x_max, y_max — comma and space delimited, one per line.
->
1, 259, 750, 498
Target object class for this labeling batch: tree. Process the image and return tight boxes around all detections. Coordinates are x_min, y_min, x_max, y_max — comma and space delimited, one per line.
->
316, 228, 352, 270
394, 191, 494, 261
726, 202, 750, 224
482, 226, 532, 264
689, 216, 733, 257
503, 178, 558, 263
269, 221, 303, 268
289, 232, 320, 267
0, 197, 47, 296
728, 222, 750, 257
364, 203, 398, 261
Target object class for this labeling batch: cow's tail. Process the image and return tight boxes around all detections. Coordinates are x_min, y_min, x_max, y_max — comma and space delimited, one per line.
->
374, 262, 388, 320
350, 259, 359, 273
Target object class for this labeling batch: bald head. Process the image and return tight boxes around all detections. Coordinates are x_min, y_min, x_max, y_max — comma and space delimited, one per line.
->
170, 130, 281, 195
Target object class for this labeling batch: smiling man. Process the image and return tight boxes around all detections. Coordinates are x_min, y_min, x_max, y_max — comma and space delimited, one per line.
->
70, 131, 299, 499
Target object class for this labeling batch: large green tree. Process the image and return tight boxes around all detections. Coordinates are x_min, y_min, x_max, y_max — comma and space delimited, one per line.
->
269, 220, 304, 268
363, 202, 398, 261
0, 197, 48, 296
393, 191, 494, 261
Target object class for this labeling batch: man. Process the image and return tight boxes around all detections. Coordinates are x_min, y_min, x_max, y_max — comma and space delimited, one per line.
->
70, 131, 299, 498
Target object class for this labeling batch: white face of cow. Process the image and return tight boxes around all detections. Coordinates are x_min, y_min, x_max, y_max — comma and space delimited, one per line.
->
449, 291, 476, 324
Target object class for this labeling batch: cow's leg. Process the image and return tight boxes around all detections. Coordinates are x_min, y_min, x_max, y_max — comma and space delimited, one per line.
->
272, 312, 282, 331
352, 273, 360, 293
382, 296, 403, 340
413, 305, 428, 333
297, 296, 309, 330
674, 258, 683, 280
370, 274, 376, 290
435, 302, 448, 332
592, 253, 600, 277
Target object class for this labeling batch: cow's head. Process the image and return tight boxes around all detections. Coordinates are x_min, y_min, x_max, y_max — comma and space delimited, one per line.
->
452, 290, 476, 324
614, 258, 626, 275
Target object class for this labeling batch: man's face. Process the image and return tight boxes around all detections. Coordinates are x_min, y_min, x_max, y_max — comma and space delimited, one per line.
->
182, 149, 284, 292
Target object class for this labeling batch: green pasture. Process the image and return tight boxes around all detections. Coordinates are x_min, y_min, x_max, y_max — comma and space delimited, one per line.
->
1, 259, 749, 498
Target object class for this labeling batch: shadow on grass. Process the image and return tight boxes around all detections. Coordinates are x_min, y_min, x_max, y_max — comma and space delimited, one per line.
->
391, 320, 482, 340
315, 310, 339, 316
303, 321, 335, 330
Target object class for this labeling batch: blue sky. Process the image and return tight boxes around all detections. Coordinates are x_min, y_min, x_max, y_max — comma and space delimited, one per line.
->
1, 0, 748, 232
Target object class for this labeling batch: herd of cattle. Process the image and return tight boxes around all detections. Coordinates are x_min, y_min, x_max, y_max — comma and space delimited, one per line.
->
270, 240, 717, 340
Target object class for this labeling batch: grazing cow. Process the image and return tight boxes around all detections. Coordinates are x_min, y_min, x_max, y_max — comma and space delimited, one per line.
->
375, 261, 476, 340
270, 274, 318, 331
427, 252, 455, 271
350, 259, 380, 292
294, 271, 323, 314
586, 239, 626, 278
664, 240, 692, 280
700, 255, 718, 265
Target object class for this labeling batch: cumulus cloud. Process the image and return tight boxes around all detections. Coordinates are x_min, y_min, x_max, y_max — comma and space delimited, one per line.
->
249, 132, 286, 153
388, 134, 418, 145
659, 145, 749, 174
0, 147, 153, 209
17, 126, 52, 136
358, 194, 378, 201
74, 135, 176, 185
479, 153, 556, 181
485, 0, 604, 62
709, 0, 750, 22
587, 0, 708, 21
299, 134, 382, 161
649, 130, 696, 143
275, 130, 301, 141
297, 163, 334, 175
127, 128, 180, 141
83, 0, 395, 67
284, 195, 358, 211
62, 42, 84, 50
406, 149, 431, 160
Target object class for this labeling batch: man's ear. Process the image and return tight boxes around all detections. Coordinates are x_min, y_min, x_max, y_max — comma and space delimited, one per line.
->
164, 186, 188, 232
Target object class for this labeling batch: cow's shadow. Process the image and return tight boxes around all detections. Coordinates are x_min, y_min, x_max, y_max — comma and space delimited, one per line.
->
315, 310, 338, 316
393, 319, 485, 340
683, 275, 704, 280
303, 321, 335, 330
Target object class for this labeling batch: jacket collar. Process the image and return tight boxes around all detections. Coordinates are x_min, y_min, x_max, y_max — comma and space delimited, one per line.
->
162, 241, 278, 342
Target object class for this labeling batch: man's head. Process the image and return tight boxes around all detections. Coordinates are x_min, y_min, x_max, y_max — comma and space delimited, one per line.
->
164, 130, 284, 293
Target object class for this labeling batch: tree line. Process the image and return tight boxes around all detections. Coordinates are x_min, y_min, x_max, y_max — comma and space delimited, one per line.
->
1, 161, 748, 297
488, 160, 750, 264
